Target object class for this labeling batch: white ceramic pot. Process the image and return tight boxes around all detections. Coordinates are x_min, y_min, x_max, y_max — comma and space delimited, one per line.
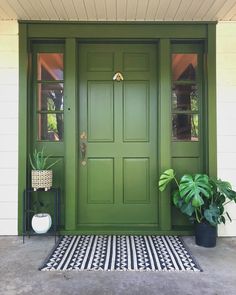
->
31, 213, 52, 234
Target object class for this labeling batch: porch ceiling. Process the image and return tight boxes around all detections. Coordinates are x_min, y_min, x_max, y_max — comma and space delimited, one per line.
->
0, 0, 235, 22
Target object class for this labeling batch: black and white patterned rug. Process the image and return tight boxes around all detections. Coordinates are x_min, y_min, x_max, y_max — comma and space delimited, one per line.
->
40, 235, 202, 272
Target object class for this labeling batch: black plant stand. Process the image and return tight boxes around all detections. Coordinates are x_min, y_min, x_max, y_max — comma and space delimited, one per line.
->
23, 187, 60, 243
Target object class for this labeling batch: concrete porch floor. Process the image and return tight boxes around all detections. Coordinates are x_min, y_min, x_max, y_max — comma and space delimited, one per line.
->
0, 236, 236, 295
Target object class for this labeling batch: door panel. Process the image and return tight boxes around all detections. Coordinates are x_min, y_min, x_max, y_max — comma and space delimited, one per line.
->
87, 52, 114, 72
123, 158, 150, 203
123, 53, 149, 71
88, 81, 114, 142
123, 81, 149, 141
87, 158, 114, 204
78, 44, 158, 228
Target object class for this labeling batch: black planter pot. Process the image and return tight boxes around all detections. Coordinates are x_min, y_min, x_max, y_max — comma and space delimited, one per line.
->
195, 222, 217, 248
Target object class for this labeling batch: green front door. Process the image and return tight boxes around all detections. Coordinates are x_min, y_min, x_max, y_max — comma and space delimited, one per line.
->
78, 43, 158, 230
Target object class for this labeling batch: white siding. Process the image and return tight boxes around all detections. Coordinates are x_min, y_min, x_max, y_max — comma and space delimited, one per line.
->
0, 21, 18, 235
217, 22, 236, 237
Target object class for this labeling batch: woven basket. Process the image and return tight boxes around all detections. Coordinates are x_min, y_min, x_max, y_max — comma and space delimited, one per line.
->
32, 170, 53, 191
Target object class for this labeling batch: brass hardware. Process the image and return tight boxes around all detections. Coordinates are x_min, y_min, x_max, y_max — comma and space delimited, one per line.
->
80, 131, 87, 140
113, 72, 124, 82
80, 142, 87, 166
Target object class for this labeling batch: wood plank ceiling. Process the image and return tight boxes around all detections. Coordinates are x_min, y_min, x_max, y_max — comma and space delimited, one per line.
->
0, 0, 236, 21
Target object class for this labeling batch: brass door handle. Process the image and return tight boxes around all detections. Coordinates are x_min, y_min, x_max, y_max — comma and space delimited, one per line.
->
80, 131, 87, 140
80, 142, 87, 166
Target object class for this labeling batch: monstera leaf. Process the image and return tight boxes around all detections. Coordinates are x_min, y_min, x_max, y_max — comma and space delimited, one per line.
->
173, 191, 195, 217
158, 169, 175, 192
180, 202, 195, 216
204, 204, 221, 226
210, 178, 236, 201
173, 190, 181, 207
179, 174, 212, 208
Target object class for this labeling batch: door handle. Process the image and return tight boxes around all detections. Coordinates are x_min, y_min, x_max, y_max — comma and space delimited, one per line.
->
80, 142, 87, 166
80, 131, 87, 140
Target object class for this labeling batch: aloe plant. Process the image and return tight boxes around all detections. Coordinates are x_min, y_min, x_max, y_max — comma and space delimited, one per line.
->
29, 148, 60, 170
158, 169, 236, 226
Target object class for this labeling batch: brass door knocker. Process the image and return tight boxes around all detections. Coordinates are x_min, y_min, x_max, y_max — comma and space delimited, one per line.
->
113, 72, 124, 81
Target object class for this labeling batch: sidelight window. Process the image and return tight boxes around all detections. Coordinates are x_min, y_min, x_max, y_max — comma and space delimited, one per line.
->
171, 53, 199, 141
37, 53, 64, 141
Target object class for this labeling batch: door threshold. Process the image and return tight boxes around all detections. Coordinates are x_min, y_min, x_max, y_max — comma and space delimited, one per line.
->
59, 225, 193, 236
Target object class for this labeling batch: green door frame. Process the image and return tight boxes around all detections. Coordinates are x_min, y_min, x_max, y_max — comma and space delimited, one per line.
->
18, 22, 216, 235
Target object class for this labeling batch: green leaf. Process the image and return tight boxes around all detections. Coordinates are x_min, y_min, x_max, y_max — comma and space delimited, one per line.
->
210, 178, 236, 201
43, 154, 52, 170
192, 195, 204, 207
29, 154, 36, 170
180, 202, 195, 216
218, 194, 226, 206
221, 216, 226, 224
158, 169, 176, 192
46, 159, 61, 170
173, 190, 181, 207
29, 147, 60, 171
204, 204, 220, 226
179, 174, 211, 208
210, 178, 231, 192
172, 191, 195, 217
226, 189, 236, 201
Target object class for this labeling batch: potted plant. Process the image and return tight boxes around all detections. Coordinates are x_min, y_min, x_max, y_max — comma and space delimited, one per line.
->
30, 196, 52, 234
29, 147, 60, 191
158, 169, 236, 247
31, 213, 52, 234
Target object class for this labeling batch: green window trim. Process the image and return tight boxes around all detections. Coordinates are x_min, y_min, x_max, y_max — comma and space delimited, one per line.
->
171, 43, 204, 143
32, 44, 65, 143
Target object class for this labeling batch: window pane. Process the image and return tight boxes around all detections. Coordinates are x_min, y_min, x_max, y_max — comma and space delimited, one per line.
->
37, 53, 64, 81
172, 84, 198, 111
38, 113, 64, 141
38, 83, 64, 111
172, 54, 197, 81
172, 114, 198, 141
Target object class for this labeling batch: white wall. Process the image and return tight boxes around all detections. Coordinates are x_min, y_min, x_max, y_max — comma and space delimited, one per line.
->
0, 21, 18, 235
217, 22, 236, 236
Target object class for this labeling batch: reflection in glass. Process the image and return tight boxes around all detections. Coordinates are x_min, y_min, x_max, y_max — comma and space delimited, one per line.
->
172, 54, 197, 81
38, 114, 64, 141
172, 114, 198, 141
38, 83, 64, 111
172, 84, 198, 111
37, 53, 64, 81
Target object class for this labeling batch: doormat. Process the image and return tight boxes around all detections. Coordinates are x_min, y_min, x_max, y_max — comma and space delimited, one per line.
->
40, 235, 202, 272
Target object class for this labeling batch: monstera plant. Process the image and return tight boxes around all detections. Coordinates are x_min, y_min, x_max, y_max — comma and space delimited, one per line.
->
158, 169, 236, 247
